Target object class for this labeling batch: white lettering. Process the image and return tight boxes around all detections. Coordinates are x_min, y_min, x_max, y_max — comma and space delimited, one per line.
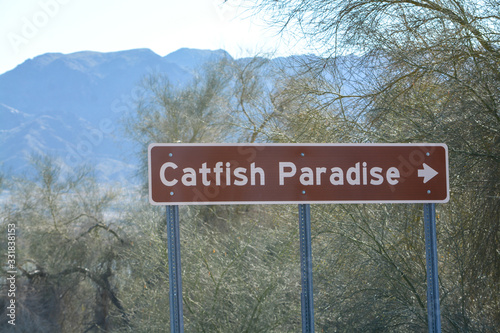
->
300, 167, 314, 185
225, 162, 231, 186
362, 162, 368, 185
214, 162, 223, 186
347, 162, 360, 185
233, 167, 248, 186
330, 167, 344, 185
251, 162, 265, 185
316, 167, 326, 185
199, 163, 211, 186
160, 162, 178, 186
279, 162, 296, 185
369, 167, 384, 185
181, 167, 196, 186
386, 167, 400, 185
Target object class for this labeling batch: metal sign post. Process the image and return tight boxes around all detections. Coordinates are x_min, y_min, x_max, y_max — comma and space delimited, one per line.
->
148, 143, 449, 333
166, 205, 184, 333
299, 204, 315, 333
424, 203, 442, 333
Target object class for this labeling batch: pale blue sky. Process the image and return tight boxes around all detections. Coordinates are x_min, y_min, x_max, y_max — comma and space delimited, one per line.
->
1, 0, 310, 74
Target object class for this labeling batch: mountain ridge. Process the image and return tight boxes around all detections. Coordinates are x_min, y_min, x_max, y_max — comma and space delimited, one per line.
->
0, 48, 334, 183
0, 48, 237, 182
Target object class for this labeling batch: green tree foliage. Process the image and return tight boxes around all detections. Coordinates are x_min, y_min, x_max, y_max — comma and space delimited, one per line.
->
121, 58, 307, 332
248, 0, 500, 331
119, 203, 302, 332
0, 155, 129, 332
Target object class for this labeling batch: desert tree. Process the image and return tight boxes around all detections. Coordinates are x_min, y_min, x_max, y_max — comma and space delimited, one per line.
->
0, 155, 130, 332
243, 0, 500, 330
122, 56, 313, 332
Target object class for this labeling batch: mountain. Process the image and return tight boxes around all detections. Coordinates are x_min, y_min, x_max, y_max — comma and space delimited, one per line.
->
164, 48, 231, 70
0, 48, 233, 183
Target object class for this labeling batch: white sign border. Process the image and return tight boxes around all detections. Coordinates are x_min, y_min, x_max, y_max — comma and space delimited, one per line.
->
148, 143, 450, 205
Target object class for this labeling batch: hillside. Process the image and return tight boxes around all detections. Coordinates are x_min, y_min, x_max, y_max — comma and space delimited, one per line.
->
0, 48, 231, 182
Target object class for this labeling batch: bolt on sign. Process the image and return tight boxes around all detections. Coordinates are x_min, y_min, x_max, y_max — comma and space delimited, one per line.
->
148, 143, 449, 205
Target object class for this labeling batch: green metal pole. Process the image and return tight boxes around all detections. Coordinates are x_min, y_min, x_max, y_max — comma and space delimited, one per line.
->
299, 204, 315, 333
167, 205, 184, 333
424, 203, 442, 333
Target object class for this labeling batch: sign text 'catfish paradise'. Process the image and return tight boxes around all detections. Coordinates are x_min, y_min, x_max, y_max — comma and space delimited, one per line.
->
148, 143, 449, 205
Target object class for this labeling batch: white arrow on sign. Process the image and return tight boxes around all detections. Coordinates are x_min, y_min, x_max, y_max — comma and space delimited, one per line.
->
418, 163, 439, 183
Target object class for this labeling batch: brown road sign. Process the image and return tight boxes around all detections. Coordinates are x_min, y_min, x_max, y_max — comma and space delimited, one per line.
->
148, 143, 449, 205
